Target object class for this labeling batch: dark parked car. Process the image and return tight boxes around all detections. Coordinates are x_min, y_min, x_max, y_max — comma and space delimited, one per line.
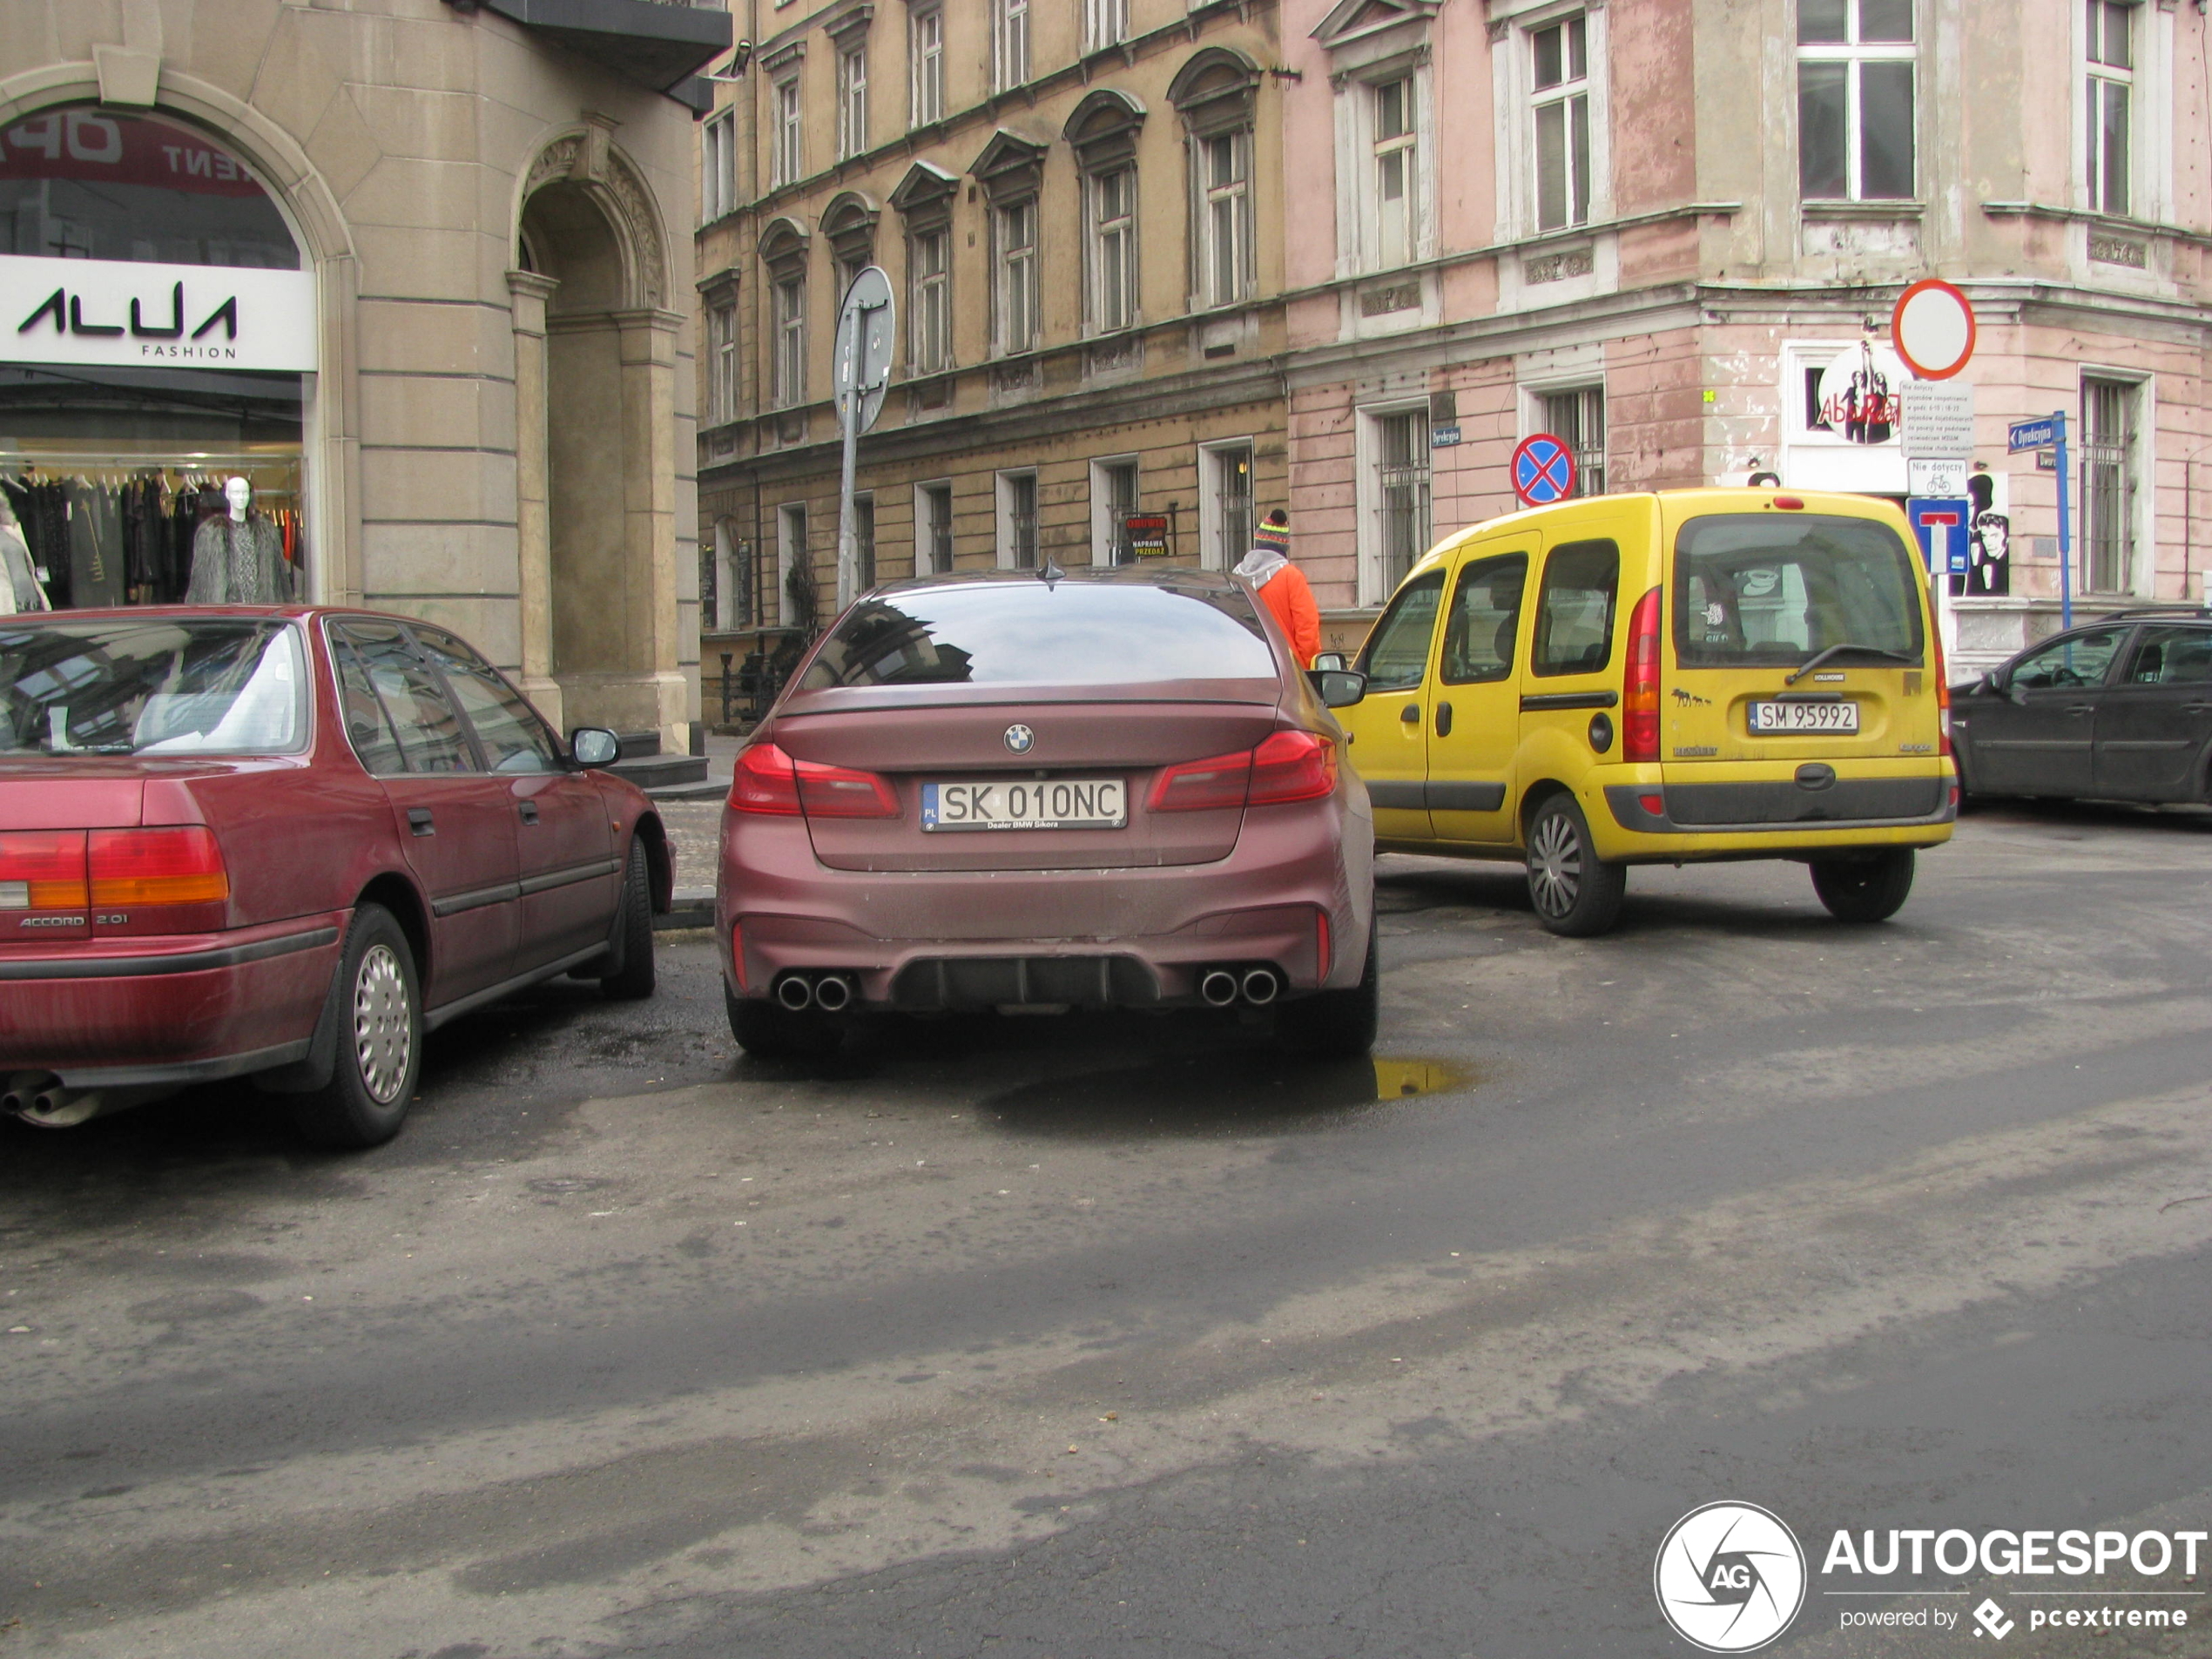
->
1952, 609, 2212, 806
0, 608, 670, 1147
716, 568, 1378, 1060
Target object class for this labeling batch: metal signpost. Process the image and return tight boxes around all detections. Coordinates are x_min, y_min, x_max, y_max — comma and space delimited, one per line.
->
1892, 281, 1979, 658
2010, 414, 2072, 627
832, 266, 896, 610
1511, 434, 1576, 508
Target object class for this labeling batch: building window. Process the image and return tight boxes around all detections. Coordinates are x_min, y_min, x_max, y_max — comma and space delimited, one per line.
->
713, 520, 753, 631
995, 0, 1029, 91
772, 76, 804, 188
1532, 17, 1591, 232
1539, 387, 1606, 497
773, 275, 806, 407
851, 493, 876, 590
918, 481, 954, 573
1797, 0, 1915, 201
1091, 456, 1140, 564
778, 502, 808, 626
2081, 375, 2141, 593
1086, 0, 1129, 52
1372, 78, 1420, 267
1376, 410, 1432, 592
910, 5, 944, 125
706, 297, 738, 423
1088, 166, 1138, 334
995, 198, 1039, 355
1197, 129, 1253, 307
1200, 440, 1253, 570
2087, 0, 2134, 217
838, 44, 869, 159
908, 224, 952, 374
998, 469, 1039, 569
702, 112, 736, 222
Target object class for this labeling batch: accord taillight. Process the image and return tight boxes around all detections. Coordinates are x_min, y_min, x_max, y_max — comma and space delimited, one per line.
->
729, 741, 900, 819
0, 831, 89, 909
1149, 730, 1339, 813
1623, 585, 1662, 765
89, 826, 230, 907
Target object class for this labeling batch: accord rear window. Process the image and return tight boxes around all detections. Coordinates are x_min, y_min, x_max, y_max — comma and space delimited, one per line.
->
795, 581, 1278, 690
0, 618, 307, 756
1674, 514, 1924, 669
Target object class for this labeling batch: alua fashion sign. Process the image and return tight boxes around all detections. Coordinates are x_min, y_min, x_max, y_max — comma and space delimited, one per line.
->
1, 253, 316, 372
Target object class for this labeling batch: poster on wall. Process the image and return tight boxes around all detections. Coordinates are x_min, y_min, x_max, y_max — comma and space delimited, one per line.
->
1813, 340, 1906, 446
0, 253, 316, 372
1965, 464, 2009, 597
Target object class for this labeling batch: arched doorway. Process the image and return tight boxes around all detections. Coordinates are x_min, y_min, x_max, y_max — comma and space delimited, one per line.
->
511, 130, 683, 751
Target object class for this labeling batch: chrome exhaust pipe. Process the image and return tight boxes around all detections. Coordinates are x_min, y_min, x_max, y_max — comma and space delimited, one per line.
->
1198, 969, 1238, 1008
812, 973, 853, 1013
1241, 968, 1279, 1007
775, 974, 814, 1011
3, 1070, 55, 1117
16, 1083, 165, 1130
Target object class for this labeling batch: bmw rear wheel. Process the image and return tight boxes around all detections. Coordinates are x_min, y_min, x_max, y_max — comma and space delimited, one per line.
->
1281, 914, 1379, 1060
1525, 793, 1627, 938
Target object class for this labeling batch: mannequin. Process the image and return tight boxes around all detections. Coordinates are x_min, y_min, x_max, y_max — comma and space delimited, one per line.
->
0, 493, 50, 615
185, 476, 293, 604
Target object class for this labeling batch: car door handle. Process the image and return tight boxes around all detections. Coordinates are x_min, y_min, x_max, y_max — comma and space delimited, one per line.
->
1434, 700, 1453, 738
517, 801, 540, 826
2186, 704, 2212, 714
2066, 705, 2094, 716
1400, 704, 1421, 724
407, 807, 435, 837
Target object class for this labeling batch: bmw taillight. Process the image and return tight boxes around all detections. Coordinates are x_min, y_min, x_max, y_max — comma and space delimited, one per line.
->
0, 831, 89, 909
88, 826, 230, 906
729, 741, 899, 818
1150, 730, 1339, 813
1623, 584, 1662, 765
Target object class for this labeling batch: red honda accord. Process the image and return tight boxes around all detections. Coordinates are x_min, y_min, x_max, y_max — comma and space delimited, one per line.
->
0, 608, 670, 1147
716, 568, 1377, 1059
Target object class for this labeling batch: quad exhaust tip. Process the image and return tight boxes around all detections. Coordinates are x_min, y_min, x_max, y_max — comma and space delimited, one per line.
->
773, 972, 857, 1013
1198, 970, 1239, 1008
812, 974, 853, 1013
775, 974, 814, 1011
1241, 968, 1279, 1007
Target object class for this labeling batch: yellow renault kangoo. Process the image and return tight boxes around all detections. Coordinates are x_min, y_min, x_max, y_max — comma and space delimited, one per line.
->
1337, 489, 1956, 935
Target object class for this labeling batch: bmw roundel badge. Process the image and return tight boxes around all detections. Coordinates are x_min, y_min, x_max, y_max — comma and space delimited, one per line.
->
1002, 724, 1035, 754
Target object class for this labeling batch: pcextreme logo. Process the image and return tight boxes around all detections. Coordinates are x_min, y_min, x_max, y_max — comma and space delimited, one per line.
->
1654, 1502, 1809, 1653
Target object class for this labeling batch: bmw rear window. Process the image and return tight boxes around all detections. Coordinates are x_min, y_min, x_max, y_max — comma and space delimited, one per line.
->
1673, 514, 1924, 669
797, 580, 1278, 690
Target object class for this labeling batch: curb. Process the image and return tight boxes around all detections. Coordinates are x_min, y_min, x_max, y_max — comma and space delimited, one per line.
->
657, 887, 716, 932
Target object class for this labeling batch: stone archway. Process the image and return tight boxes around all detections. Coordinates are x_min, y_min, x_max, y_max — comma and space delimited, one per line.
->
509, 125, 684, 750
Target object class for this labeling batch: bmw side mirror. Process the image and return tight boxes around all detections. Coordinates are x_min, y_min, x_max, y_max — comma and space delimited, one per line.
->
1312, 651, 1348, 672
1312, 668, 1368, 709
570, 726, 620, 768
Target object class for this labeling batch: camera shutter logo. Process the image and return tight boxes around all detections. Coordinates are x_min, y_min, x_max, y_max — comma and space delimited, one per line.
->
1654, 1502, 1807, 1652
1002, 724, 1035, 754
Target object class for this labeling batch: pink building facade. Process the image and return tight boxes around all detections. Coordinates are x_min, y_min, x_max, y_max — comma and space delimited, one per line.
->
1278, 0, 2212, 669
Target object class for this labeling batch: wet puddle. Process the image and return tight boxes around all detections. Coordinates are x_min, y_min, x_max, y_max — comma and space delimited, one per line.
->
1371, 1056, 1467, 1098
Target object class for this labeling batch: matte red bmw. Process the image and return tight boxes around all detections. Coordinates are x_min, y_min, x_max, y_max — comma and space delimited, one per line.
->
0, 609, 670, 1147
717, 568, 1378, 1059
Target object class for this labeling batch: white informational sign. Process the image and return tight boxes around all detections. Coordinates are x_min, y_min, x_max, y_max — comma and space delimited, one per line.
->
1907, 456, 1971, 496
1900, 381, 1975, 462
1, 253, 317, 372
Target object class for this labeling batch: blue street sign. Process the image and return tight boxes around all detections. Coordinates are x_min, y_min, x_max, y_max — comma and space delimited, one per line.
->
2008, 416, 2059, 453
1512, 433, 1576, 506
1907, 497, 1974, 578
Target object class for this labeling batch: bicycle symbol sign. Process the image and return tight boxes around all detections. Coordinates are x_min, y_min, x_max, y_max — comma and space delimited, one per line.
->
1512, 434, 1577, 507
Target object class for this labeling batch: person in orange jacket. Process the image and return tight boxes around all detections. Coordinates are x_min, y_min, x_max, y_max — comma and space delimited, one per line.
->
1234, 508, 1322, 667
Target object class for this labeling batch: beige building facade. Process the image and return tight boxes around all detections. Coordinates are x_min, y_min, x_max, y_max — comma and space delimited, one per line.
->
694, 0, 1294, 709
0, 0, 729, 754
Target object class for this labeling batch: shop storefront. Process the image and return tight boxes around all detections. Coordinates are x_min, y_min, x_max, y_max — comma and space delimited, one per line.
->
0, 107, 318, 612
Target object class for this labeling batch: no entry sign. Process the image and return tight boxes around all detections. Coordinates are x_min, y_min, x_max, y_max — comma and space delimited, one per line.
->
1512, 433, 1577, 507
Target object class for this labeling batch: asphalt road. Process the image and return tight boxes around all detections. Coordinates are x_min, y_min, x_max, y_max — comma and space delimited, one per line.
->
5, 803, 2212, 1658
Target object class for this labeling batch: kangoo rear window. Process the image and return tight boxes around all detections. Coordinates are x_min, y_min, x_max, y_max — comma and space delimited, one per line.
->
797, 581, 1277, 689
1674, 514, 1923, 669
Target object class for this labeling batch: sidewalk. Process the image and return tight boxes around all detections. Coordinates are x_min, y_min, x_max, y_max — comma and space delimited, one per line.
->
651, 730, 739, 930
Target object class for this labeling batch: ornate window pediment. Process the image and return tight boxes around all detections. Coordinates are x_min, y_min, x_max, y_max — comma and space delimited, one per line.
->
822, 191, 881, 268
1166, 46, 1260, 138
1310, 0, 1439, 51
758, 214, 811, 278
889, 158, 959, 222
969, 128, 1049, 202
1063, 87, 1146, 172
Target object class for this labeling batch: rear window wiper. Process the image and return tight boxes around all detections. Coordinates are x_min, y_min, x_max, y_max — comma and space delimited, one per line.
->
1784, 643, 1918, 685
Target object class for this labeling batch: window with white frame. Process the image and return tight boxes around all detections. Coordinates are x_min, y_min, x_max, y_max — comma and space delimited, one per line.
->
1532, 17, 1591, 232
852, 492, 877, 590
778, 502, 807, 625
1197, 129, 1253, 307
917, 481, 954, 573
838, 44, 869, 159
1372, 78, 1421, 267
1797, 0, 1914, 201
1200, 441, 1254, 570
1088, 166, 1138, 333
910, 5, 944, 126
995, 0, 1030, 91
995, 197, 1039, 354
706, 297, 738, 423
2080, 375, 2142, 593
773, 274, 806, 407
701, 112, 736, 222
1091, 456, 1139, 564
909, 223, 952, 374
772, 76, 804, 188
1538, 386, 1606, 497
1374, 410, 1431, 590
998, 469, 1039, 569
2087, 1, 2134, 217
1085, 0, 1129, 52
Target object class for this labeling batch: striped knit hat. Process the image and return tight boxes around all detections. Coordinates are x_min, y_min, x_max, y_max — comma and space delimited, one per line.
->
1253, 509, 1291, 552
